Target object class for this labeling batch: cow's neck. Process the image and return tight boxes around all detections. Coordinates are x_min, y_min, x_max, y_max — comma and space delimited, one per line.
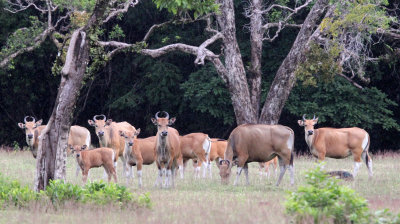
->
157, 134, 168, 157
98, 131, 111, 147
305, 129, 318, 151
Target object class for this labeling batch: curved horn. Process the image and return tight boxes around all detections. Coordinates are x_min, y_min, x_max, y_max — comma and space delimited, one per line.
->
313, 114, 316, 120
30, 116, 36, 123
93, 114, 106, 121
24, 116, 29, 123
155, 111, 160, 119
302, 114, 307, 121
163, 111, 169, 119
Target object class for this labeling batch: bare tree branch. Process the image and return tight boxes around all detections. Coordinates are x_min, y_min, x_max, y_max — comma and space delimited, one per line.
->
143, 20, 173, 42
338, 73, 363, 89
103, 0, 139, 23
194, 32, 223, 65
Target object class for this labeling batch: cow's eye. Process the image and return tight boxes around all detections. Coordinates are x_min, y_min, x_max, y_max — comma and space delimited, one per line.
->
95, 125, 97, 128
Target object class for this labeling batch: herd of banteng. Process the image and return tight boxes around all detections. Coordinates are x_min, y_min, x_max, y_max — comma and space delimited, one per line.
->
17, 112, 373, 188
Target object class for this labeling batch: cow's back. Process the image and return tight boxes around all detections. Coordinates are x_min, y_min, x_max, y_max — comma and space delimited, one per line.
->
229, 124, 292, 162
69, 125, 91, 146
210, 139, 227, 161
137, 138, 156, 164
110, 122, 136, 156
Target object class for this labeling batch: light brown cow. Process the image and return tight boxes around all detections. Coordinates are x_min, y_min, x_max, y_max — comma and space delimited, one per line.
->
119, 129, 156, 187
258, 157, 278, 179
18, 116, 91, 164
298, 114, 373, 178
178, 133, 211, 179
88, 115, 135, 177
151, 111, 181, 188
219, 124, 295, 186
193, 139, 227, 178
70, 145, 117, 184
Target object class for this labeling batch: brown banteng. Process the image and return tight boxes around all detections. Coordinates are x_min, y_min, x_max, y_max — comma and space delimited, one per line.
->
197, 138, 227, 178
70, 145, 117, 184
151, 111, 181, 188
18, 116, 91, 162
258, 157, 278, 179
219, 124, 295, 186
88, 115, 135, 176
298, 114, 372, 178
119, 129, 156, 187
178, 133, 211, 178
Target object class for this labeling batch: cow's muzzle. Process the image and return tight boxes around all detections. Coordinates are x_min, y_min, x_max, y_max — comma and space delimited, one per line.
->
98, 131, 104, 137
27, 134, 33, 139
308, 130, 314, 135
76, 154, 80, 158
161, 131, 168, 137
128, 142, 133, 146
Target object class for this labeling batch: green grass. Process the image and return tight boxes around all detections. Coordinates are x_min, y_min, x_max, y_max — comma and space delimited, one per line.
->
0, 150, 399, 223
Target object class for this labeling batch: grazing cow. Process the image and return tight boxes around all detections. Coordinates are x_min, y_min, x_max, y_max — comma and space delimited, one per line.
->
18, 116, 91, 162
219, 124, 295, 186
298, 114, 373, 178
178, 133, 211, 178
326, 171, 354, 181
195, 138, 227, 178
88, 115, 135, 177
119, 129, 156, 187
258, 157, 278, 179
151, 111, 181, 188
70, 145, 117, 184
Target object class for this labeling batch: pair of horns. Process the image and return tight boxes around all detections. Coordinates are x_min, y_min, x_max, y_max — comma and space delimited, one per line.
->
93, 114, 106, 121
219, 159, 230, 166
155, 111, 169, 119
24, 116, 35, 123
302, 114, 317, 121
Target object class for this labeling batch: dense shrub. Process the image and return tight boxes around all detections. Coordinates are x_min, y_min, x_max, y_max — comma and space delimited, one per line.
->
0, 172, 151, 209
285, 164, 400, 224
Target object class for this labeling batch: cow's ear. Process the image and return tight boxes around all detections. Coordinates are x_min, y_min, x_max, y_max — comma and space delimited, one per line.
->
297, 120, 304, 126
106, 119, 112, 126
119, 130, 125, 137
81, 145, 87, 150
88, 120, 95, 126
151, 118, 157, 125
68, 144, 74, 151
134, 128, 141, 136
35, 119, 43, 127
169, 117, 176, 125
18, 123, 25, 129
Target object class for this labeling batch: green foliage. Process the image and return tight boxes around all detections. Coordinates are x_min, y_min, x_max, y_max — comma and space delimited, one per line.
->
181, 63, 235, 125
285, 164, 371, 223
285, 164, 400, 224
153, 0, 219, 18
0, 16, 44, 63
53, 0, 96, 12
295, 42, 342, 86
109, 24, 125, 40
81, 181, 133, 205
44, 180, 83, 204
0, 173, 37, 208
286, 77, 400, 131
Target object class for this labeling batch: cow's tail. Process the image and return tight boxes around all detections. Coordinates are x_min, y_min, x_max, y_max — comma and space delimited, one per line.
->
362, 133, 371, 168
287, 128, 295, 167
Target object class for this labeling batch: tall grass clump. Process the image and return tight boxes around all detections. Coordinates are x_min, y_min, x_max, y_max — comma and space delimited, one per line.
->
285, 164, 400, 224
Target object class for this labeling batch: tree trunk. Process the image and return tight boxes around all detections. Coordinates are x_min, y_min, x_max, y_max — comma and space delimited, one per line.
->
248, 0, 263, 117
34, 0, 110, 191
35, 30, 89, 191
258, 0, 330, 124
216, 0, 257, 125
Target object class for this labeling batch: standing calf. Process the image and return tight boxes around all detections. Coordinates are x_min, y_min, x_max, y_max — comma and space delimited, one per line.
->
70, 145, 117, 184
219, 124, 295, 186
120, 129, 156, 187
298, 114, 372, 178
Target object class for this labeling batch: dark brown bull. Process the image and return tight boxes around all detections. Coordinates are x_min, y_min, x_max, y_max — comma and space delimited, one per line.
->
219, 124, 295, 186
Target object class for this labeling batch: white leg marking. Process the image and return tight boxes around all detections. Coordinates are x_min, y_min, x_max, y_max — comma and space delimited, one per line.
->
289, 165, 295, 185
244, 167, 249, 185
137, 170, 143, 188
353, 162, 362, 177
179, 165, 184, 179
154, 169, 163, 187
208, 162, 212, 179
234, 167, 243, 186
162, 168, 167, 188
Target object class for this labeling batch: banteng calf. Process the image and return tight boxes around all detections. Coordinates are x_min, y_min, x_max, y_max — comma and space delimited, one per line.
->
70, 145, 117, 184
258, 157, 278, 179
119, 129, 156, 187
219, 124, 295, 186
151, 111, 181, 188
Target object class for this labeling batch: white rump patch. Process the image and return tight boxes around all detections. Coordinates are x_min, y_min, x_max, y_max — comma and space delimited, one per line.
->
203, 137, 211, 154
287, 132, 294, 151
362, 134, 369, 150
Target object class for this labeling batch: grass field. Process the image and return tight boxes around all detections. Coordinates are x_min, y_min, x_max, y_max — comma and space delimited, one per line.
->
0, 150, 399, 224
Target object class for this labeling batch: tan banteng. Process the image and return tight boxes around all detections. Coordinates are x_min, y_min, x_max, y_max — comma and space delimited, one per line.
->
151, 111, 181, 188
119, 129, 156, 187
70, 145, 117, 184
298, 114, 372, 178
258, 157, 278, 179
219, 124, 295, 186
88, 115, 135, 176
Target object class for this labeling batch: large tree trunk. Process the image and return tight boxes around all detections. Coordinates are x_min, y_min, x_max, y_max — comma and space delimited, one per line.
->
34, 0, 110, 191
216, 0, 257, 125
258, 0, 330, 124
35, 30, 89, 191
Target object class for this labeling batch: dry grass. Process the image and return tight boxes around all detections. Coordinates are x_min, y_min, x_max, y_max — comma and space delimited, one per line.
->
0, 150, 399, 223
